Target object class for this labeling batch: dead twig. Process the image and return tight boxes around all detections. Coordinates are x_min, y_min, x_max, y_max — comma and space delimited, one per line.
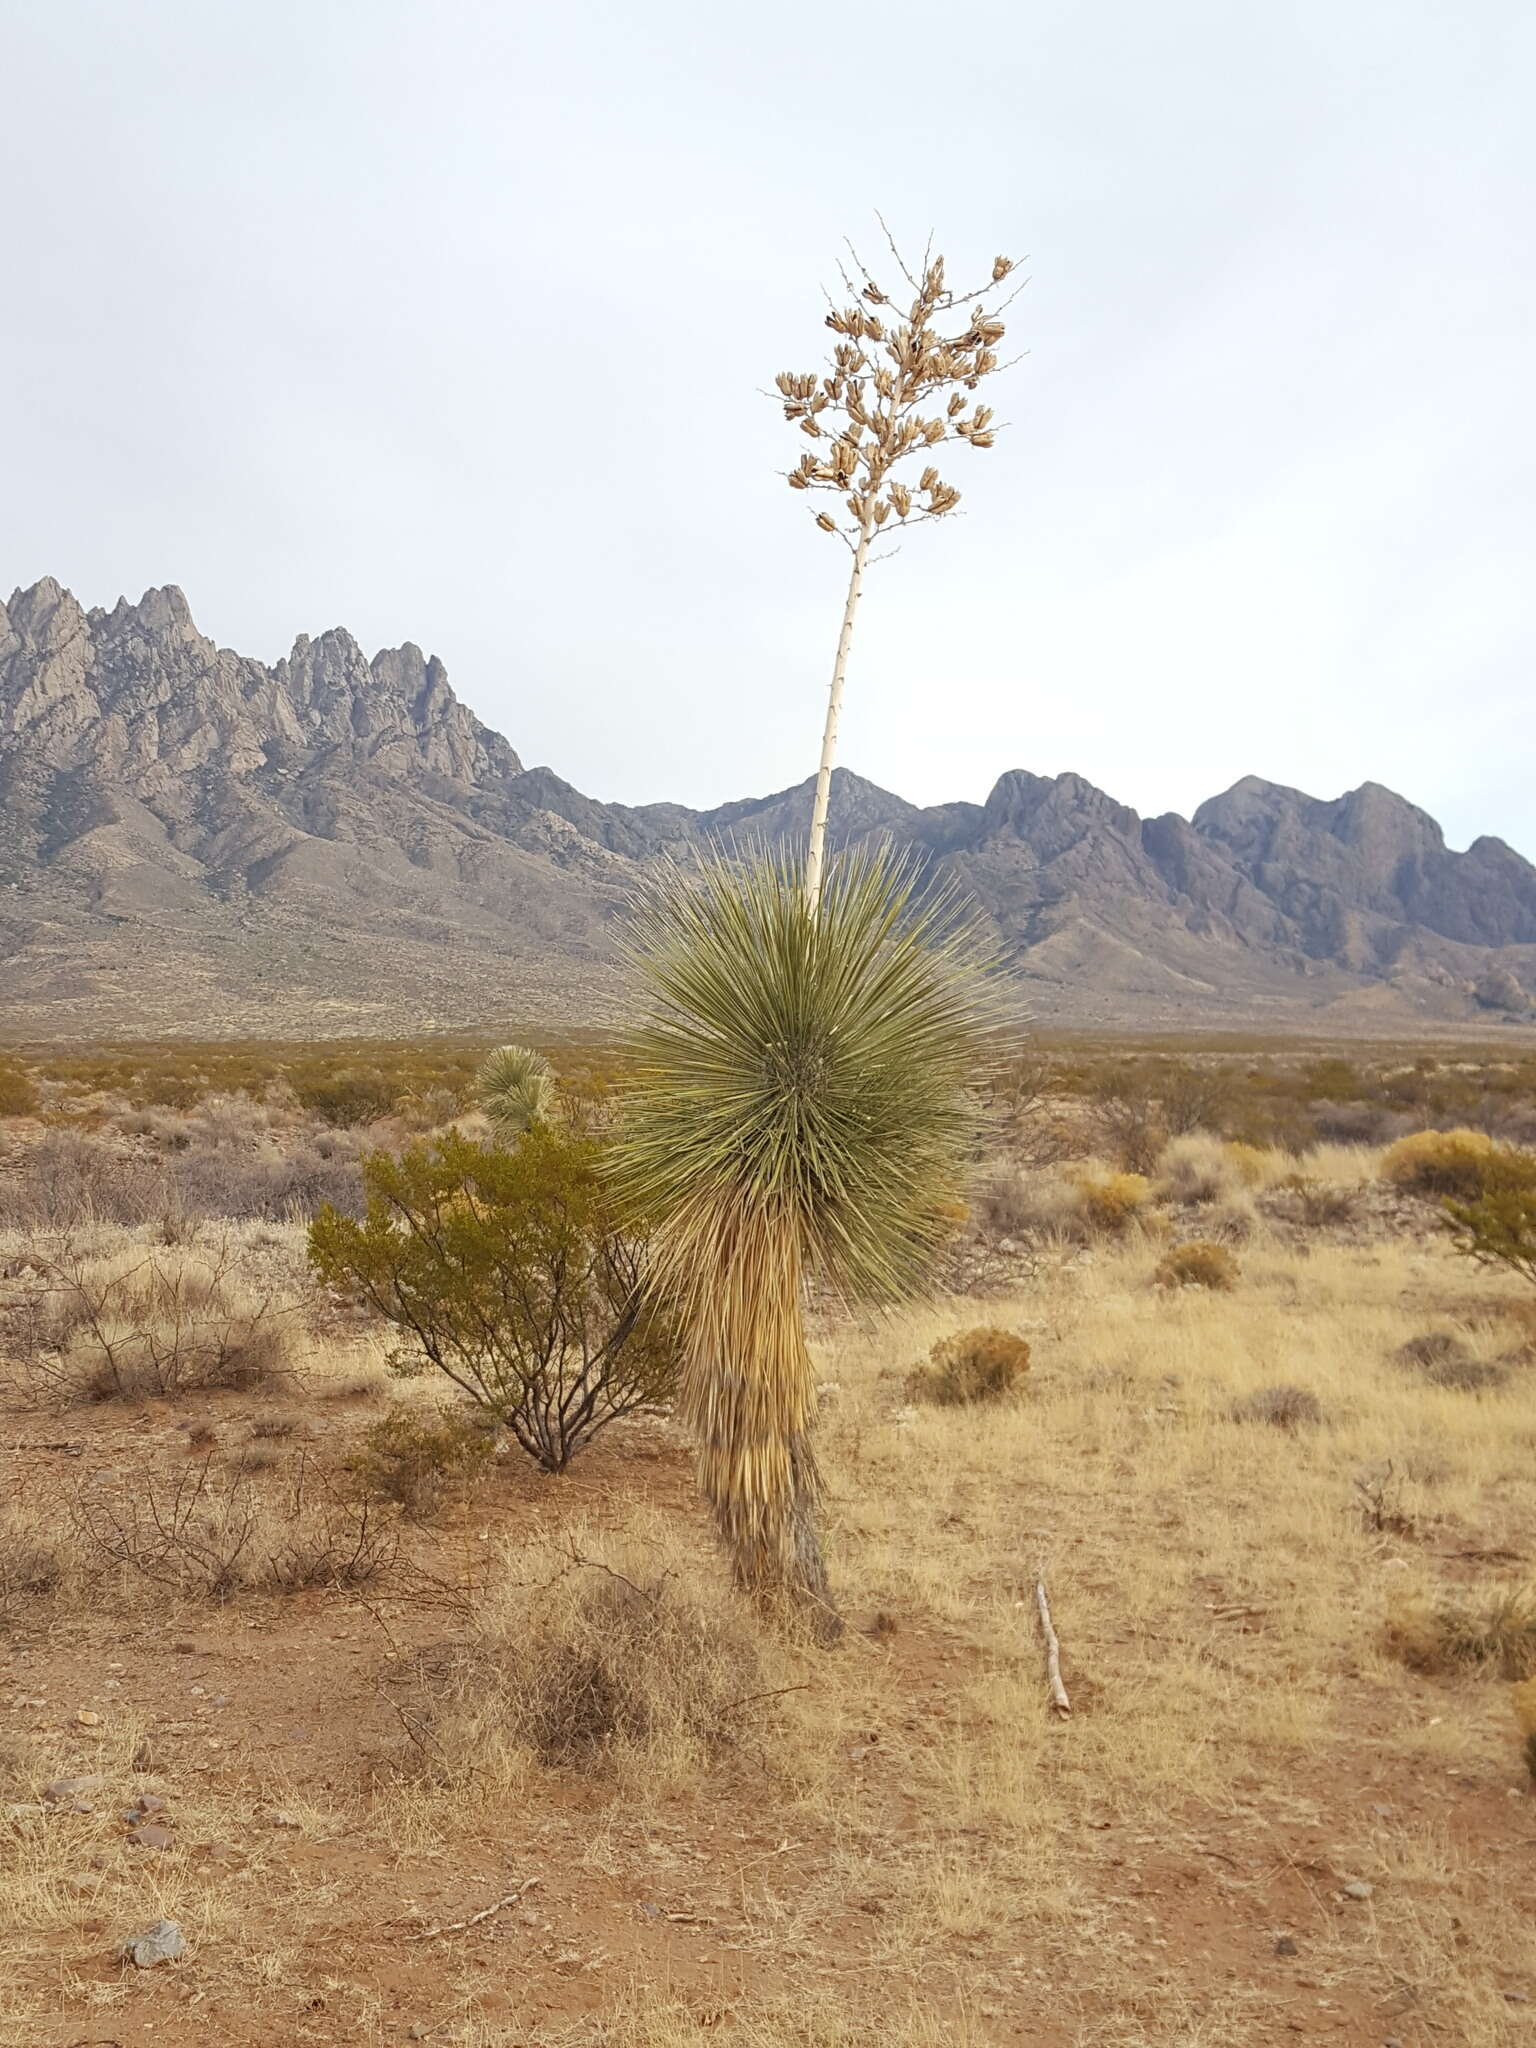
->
405, 1876, 540, 1942
1035, 1576, 1071, 1717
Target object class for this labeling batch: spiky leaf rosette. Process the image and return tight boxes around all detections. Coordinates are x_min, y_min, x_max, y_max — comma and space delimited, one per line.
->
612, 845, 994, 1595
477, 1043, 555, 1138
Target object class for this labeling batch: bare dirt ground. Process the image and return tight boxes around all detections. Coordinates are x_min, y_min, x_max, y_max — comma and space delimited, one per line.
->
4, 1190, 1535, 2048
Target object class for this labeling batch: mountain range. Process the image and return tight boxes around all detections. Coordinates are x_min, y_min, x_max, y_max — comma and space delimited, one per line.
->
1, 576, 1532, 1039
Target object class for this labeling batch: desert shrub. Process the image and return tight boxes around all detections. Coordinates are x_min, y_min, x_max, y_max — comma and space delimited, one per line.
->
1445, 1162, 1536, 1291
403, 1529, 773, 1785
1382, 1128, 1514, 1200
907, 1326, 1030, 1407
1385, 1583, 1536, 1680
348, 1402, 494, 1518
309, 1130, 680, 1472
1091, 1074, 1168, 1175
1201, 1193, 1257, 1243
1513, 1677, 1536, 1785
35, 1243, 296, 1402
167, 1137, 367, 1221
974, 1170, 1074, 1243
1231, 1382, 1322, 1428
0, 1513, 79, 1624
1156, 1133, 1239, 1206
290, 1067, 396, 1128
1393, 1331, 1509, 1391
0, 1062, 38, 1117
71, 1455, 395, 1601
0, 1131, 171, 1229
1072, 1167, 1151, 1234
477, 1043, 555, 1138
1154, 1240, 1239, 1291
1278, 1174, 1360, 1228
1222, 1141, 1276, 1188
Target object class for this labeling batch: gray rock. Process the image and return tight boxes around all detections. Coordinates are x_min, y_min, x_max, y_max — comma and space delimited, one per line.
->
119, 1918, 186, 1967
1341, 1878, 1375, 1902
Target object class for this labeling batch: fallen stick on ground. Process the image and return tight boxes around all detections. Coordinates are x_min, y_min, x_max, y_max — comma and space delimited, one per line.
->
405, 1876, 540, 1941
1035, 1578, 1071, 1717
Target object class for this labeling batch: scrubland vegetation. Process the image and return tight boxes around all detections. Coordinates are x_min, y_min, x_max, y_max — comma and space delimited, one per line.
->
1, 1031, 1535, 2043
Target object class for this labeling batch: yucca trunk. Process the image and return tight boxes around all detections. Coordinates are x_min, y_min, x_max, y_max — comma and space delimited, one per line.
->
803, 520, 872, 915
672, 1197, 837, 1637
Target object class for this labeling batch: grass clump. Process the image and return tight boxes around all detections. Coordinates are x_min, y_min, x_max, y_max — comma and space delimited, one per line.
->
348, 1402, 494, 1519
0, 1513, 80, 1625
907, 1326, 1030, 1407
405, 1527, 778, 1788
1385, 1583, 1536, 1680
1231, 1382, 1322, 1429
1393, 1331, 1509, 1392
1155, 1240, 1239, 1291
1156, 1133, 1240, 1206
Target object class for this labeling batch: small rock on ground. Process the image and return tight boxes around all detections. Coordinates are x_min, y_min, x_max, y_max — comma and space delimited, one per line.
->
119, 1919, 186, 1967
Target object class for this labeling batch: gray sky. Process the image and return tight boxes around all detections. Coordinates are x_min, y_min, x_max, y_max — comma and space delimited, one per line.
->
4, 0, 1532, 855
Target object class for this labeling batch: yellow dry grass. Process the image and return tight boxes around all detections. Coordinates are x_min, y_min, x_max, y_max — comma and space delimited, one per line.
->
2, 1221, 1534, 2044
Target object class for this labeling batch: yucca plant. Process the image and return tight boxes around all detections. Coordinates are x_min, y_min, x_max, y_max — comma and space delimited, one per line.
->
778, 226, 1024, 908
477, 1043, 554, 1139
614, 845, 993, 1637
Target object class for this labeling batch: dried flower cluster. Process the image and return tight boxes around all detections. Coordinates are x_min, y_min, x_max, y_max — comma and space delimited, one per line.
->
775, 234, 1020, 546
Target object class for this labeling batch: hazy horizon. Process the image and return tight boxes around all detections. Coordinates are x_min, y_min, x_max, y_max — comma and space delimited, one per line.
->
4, 1, 1532, 858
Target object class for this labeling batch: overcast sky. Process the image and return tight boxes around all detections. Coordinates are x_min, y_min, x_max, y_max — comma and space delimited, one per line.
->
4, 1, 1532, 855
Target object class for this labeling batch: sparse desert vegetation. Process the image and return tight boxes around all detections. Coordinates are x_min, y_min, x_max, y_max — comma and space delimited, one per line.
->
1, 1033, 1534, 2044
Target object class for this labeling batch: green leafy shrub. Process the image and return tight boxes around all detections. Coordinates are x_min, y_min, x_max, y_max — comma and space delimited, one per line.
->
1445, 1152, 1536, 1289
348, 1403, 494, 1518
309, 1130, 680, 1471
907, 1326, 1030, 1406
1154, 1240, 1239, 1291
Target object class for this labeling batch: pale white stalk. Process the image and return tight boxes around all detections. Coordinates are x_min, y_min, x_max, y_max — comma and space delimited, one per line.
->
804, 518, 872, 914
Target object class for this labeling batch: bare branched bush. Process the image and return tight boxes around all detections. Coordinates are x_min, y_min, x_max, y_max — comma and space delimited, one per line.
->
29, 1241, 297, 1402
70, 1453, 395, 1601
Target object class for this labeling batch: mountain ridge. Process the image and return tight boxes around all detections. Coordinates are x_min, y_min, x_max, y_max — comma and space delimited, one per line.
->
2, 578, 1532, 1038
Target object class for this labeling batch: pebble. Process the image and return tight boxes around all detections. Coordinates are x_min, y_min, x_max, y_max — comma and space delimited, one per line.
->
74, 1709, 102, 1728
119, 1918, 186, 1968
127, 1823, 175, 1852
1274, 1935, 1299, 1957
1341, 1879, 1375, 1902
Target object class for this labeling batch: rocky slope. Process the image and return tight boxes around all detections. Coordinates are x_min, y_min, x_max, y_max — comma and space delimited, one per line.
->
1, 577, 1532, 1037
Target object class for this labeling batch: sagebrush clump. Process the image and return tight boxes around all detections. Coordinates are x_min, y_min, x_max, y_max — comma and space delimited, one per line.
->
1155, 1241, 1239, 1291
1072, 1168, 1151, 1235
1231, 1382, 1323, 1429
907, 1326, 1030, 1407
1382, 1128, 1509, 1200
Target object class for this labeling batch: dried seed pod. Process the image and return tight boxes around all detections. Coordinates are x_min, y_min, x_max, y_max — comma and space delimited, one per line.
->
947, 392, 965, 417
919, 465, 939, 492
787, 470, 809, 489
890, 483, 911, 517
815, 512, 838, 532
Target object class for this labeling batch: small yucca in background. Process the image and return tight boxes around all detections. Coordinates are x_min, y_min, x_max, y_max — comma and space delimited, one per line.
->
477, 1043, 554, 1139
614, 845, 993, 1636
